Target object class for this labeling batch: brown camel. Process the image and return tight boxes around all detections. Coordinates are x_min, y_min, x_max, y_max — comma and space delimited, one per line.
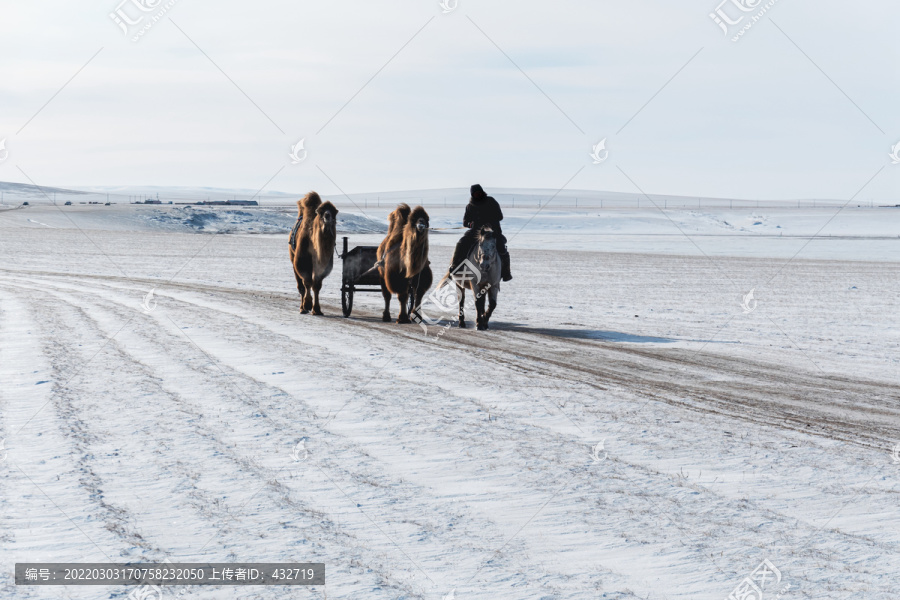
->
378, 205, 432, 323
376, 203, 411, 263
289, 191, 338, 315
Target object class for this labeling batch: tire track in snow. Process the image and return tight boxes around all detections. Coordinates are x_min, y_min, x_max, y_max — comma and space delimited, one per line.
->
8, 274, 900, 596
4, 275, 678, 598
4, 271, 899, 598
6, 278, 587, 598
2, 280, 438, 598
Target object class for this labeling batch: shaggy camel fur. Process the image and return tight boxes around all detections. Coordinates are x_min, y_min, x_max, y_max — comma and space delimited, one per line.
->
376, 203, 411, 264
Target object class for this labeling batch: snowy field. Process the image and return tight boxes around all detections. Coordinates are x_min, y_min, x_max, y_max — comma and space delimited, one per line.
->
1, 201, 899, 599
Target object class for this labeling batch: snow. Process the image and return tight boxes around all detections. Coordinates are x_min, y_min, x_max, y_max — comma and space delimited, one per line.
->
1, 199, 899, 599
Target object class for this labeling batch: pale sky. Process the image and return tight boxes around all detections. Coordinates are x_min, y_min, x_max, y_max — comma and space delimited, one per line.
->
1, 0, 898, 201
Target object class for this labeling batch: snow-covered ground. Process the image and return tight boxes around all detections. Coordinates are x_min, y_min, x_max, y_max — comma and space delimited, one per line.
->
1, 202, 899, 599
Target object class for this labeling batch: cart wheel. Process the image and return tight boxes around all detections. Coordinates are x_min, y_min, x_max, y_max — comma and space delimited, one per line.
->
342, 287, 354, 317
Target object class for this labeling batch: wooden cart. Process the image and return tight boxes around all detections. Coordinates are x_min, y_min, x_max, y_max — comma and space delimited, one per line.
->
339, 237, 382, 318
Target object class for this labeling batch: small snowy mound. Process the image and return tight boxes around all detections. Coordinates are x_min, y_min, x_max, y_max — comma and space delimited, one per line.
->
145, 208, 295, 234
338, 212, 387, 234
142, 208, 386, 235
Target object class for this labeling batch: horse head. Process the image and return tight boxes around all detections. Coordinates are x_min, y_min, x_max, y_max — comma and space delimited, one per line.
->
475, 226, 498, 275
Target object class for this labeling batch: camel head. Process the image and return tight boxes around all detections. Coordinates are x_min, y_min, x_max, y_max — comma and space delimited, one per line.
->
407, 206, 429, 235
316, 201, 338, 236
401, 206, 430, 275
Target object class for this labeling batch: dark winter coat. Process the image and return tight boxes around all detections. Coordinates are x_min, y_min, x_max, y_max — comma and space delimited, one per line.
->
463, 183, 503, 235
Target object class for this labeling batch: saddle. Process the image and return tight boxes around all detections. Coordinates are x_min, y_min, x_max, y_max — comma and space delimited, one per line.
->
288, 217, 302, 248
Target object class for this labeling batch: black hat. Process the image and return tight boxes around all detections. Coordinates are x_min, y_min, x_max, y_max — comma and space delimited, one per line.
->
470, 184, 486, 199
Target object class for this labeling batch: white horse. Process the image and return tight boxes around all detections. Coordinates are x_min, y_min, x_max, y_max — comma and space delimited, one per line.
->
451, 226, 501, 330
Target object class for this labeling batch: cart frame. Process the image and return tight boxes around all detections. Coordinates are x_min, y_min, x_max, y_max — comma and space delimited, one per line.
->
339, 237, 383, 317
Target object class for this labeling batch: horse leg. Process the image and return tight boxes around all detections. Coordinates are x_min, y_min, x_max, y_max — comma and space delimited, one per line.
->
311, 277, 324, 316
483, 287, 498, 330
475, 290, 487, 330
457, 283, 467, 328
381, 280, 392, 322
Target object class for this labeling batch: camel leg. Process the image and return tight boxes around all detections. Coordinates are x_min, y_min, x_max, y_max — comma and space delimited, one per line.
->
381, 280, 392, 322
292, 254, 306, 299
397, 285, 411, 324
293, 267, 305, 298
407, 286, 417, 318
301, 279, 313, 314
294, 274, 306, 304
311, 277, 324, 316
457, 283, 467, 328
475, 291, 487, 330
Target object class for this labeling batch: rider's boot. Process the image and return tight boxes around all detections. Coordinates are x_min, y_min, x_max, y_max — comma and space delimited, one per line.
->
500, 253, 513, 282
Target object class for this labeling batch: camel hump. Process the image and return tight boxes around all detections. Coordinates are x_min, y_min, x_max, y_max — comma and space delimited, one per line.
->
391, 203, 412, 226
301, 191, 323, 211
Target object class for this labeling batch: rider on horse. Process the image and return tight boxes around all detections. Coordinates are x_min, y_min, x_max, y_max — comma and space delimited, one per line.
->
447, 184, 512, 282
